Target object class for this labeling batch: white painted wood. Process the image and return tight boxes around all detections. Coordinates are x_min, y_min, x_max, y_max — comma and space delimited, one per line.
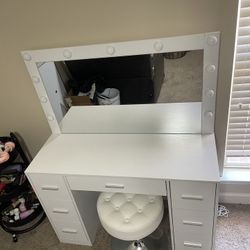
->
202, 32, 220, 134
25, 172, 68, 243
26, 133, 220, 182
27, 173, 72, 201
38, 62, 67, 123
171, 181, 216, 211
166, 181, 176, 250
60, 103, 201, 134
26, 172, 91, 246
174, 231, 210, 250
172, 209, 214, 232
39, 199, 80, 223
22, 34, 204, 62
212, 184, 219, 250
67, 176, 167, 196
171, 181, 216, 250
21, 32, 220, 134
22, 59, 61, 133
53, 219, 89, 245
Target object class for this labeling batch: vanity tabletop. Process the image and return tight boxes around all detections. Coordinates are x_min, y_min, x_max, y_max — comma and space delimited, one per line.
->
26, 133, 220, 182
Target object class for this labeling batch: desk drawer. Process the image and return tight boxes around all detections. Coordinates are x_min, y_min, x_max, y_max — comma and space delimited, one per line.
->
28, 173, 71, 201
67, 176, 167, 196
41, 199, 80, 223
174, 231, 212, 250
173, 209, 214, 233
170, 181, 216, 211
174, 209, 213, 250
53, 219, 90, 245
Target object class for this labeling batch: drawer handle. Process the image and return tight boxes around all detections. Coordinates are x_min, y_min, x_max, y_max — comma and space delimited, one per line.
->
105, 183, 125, 189
184, 241, 202, 248
53, 208, 69, 214
41, 185, 59, 191
62, 228, 77, 234
181, 194, 204, 201
183, 220, 203, 226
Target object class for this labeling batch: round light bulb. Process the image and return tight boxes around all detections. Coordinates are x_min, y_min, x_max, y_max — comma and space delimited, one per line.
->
40, 96, 48, 103
207, 36, 218, 46
63, 49, 72, 59
106, 46, 115, 55
206, 64, 216, 73
23, 53, 32, 61
32, 76, 40, 83
47, 115, 54, 121
154, 41, 163, 51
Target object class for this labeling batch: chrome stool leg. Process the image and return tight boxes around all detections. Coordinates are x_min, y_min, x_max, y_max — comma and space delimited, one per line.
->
128, 240, 148, 250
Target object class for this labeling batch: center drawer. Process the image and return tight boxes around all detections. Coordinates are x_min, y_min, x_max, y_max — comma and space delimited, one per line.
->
66, 175, 167, 196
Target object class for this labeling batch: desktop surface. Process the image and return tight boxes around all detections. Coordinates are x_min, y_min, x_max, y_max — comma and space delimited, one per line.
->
26, 133, 219, 182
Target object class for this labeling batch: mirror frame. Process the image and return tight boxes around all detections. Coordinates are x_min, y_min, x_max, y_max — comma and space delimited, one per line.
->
21, 32, 220, 134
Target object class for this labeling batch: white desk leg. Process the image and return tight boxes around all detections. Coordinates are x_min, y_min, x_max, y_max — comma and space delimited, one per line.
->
212, 183, 219, 250
166, 180, 175, 250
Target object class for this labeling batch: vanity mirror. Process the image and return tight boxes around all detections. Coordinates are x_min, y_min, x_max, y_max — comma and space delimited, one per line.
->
22, 32, 219, 134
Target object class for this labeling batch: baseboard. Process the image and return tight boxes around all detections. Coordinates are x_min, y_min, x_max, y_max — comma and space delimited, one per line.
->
219, 192, 250, 204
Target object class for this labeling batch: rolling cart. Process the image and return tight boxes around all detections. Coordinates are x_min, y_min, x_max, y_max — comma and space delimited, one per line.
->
0, 132, 46, 242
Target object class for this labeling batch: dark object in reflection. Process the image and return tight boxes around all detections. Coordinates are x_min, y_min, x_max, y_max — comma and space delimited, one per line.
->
65, 54, 164, 105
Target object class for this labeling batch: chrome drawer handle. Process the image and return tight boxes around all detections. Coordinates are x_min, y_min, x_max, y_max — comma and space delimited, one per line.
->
183, 220, 203, 226
184, 241, 202, 248
62, 228, 77, 234
53, 208, 69, 214
41, 185, 59, 191
181, 194, 204, 201
105, 183, 125, 189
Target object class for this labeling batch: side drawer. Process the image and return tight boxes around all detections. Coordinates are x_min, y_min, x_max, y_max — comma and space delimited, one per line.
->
173, 210, 214, 250
172, 208, 214, 234
174, 231, 212, 250
27, 173, 71, 201
67, 176, 167, 196
41, 199, 80, 224
170, 180, 216, 211
52, 219, 90, 246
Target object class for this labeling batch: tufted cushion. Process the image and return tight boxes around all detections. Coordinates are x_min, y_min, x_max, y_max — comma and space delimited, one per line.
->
97, 192, 164, 241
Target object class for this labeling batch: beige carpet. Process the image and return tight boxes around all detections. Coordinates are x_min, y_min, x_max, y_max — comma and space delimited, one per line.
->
157, 50, 203, 103
0, 204, 249, 249
215, 204, 250, 250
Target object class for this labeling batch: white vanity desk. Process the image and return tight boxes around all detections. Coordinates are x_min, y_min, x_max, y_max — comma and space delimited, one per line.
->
26, 132, 219, 250
22, 32, 221, 249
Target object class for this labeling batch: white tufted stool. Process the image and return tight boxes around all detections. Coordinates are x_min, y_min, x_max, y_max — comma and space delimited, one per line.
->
97, 192, 164, 250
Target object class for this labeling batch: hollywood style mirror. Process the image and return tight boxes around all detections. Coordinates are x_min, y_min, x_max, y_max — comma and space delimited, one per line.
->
22, 32, 219, 134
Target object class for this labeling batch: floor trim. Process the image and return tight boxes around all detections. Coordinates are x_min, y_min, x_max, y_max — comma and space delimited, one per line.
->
219, 192, 250, 204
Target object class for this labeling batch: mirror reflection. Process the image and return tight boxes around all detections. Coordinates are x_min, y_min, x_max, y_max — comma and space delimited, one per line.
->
37, 50, 203, 123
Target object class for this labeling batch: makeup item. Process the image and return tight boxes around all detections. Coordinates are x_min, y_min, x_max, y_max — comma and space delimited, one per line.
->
13, 208, 20, 221
0, 182, 6, 192
14, 215, 19, 221
2, 198, 22, 215
12, 198, 21, 208
31, 203, 40, 209
19, 198, 26, 212
20, 209, 34, 220
9, 209, 15, 216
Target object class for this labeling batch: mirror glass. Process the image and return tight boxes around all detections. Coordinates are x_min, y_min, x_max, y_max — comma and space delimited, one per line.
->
37, 50, 203, 124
